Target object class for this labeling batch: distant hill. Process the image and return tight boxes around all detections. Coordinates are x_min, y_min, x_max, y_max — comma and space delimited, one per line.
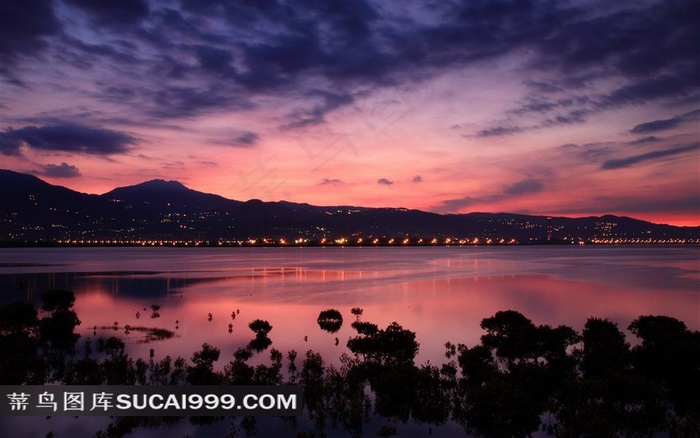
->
1, 169, 697, 243
104, 179, 241, 212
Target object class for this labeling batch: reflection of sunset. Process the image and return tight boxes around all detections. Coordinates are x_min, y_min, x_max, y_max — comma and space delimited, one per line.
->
3, 246, 696, 370
72, 268, 699, 368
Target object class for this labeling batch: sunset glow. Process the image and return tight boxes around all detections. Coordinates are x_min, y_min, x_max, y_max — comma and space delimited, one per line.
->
1, 0, 698, 225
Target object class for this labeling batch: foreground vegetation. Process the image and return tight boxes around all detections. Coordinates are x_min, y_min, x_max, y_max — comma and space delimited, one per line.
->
1, 290, 699, 437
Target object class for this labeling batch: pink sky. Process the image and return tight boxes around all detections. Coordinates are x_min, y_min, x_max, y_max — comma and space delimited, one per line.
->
1, 0, 698, 225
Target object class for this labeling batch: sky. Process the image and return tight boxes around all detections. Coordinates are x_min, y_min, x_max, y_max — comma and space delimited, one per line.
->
1, 0, 698, 226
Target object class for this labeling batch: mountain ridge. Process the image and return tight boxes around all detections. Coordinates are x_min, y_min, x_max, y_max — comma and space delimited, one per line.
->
1, 169, 697, 242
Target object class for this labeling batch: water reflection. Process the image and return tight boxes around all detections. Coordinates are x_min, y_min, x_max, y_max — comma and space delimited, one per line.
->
0, 247, 699, 436
1, 247, 698, 367
2, 290, 698, 437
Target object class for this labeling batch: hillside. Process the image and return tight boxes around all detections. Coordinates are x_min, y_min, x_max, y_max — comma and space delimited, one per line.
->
1, 169, 697, 243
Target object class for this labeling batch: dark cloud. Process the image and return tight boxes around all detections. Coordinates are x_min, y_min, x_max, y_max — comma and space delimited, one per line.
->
37, 162, 81, 178
602, 143, 698, 170
232, 132, 259, 147
377, 178, 394, 186
282, 91, 355, 130
476, 126, 523, 138
2, 0, 698, 133
320, 178, 343, 186
437, 195, 480, 212
225, 0, 381, 90
195, 45, 234, 76
411, 175, 423, 183
0, 131, 23, 155
235, 32, 324, 92
63, 0, 150, 27
510, 100, 558, 115
558, 142, 617, 162
541, 109, 590, 126
599, 70, 697, 109
59, 35, 139, 67
525, 80, 563, 94
628, 136, 661, 145
0, 0, 60, 67
502, 0, 698, 129
631, 109, 700, 134
509, 96, 594, 123
538, 1, 699, 77
149, 86, 255, 119
631, 117, 682, 134
503, 178, 544, 196
2, 124, 137, 155
208, 131, 260, 148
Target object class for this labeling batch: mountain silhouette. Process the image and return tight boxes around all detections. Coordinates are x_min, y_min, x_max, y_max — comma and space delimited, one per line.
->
1, 169, 697, 242
104, 179, 242, 213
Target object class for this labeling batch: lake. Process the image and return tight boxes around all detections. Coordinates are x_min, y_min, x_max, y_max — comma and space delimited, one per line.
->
1, 245, 698, 437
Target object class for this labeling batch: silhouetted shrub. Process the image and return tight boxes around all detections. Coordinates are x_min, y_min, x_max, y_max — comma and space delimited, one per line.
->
0, 302, 37, 334
41, 289, 76, 312
317, 309, 343, 333
347, 321, 419, 366
351, 321, 378, 336
248, 319, 272, 336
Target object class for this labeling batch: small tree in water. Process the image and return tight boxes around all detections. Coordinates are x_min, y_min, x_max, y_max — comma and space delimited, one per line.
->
347, 321, 419, 366
317, 309, 343, 333
350, 307, 364, 320
248, 319, 272, 336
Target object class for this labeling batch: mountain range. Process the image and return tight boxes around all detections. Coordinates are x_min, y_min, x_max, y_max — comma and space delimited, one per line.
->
1, 169, 697, 243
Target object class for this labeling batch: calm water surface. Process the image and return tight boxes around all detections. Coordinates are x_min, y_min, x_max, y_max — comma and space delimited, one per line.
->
1, 246, 698, 363
1, 246, 698, 437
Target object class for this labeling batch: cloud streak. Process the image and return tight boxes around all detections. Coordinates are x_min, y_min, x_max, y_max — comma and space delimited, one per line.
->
437, 178, 545, 213
602, 143, 698, 170
320, 178, 343, 186
631, 109, 700, 134
231, 132, 259, 147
